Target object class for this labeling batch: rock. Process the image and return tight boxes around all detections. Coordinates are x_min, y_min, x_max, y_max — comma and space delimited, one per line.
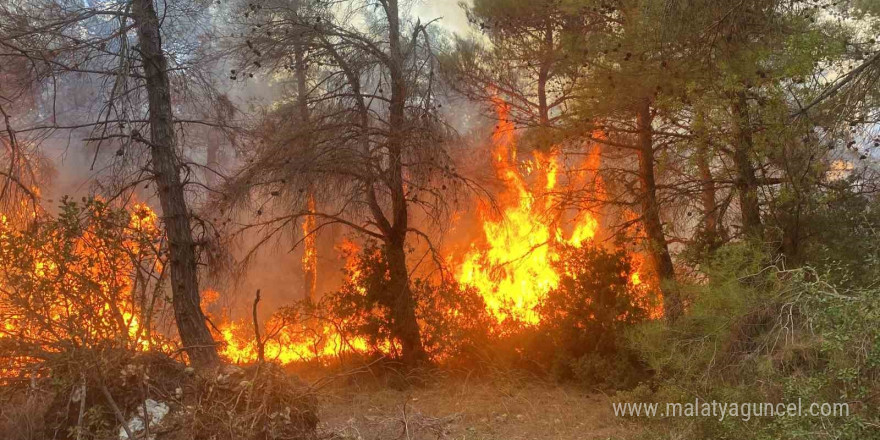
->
119, 399, 169, 440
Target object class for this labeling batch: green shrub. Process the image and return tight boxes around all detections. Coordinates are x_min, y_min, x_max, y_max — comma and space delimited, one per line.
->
802, 191, 880, 288
622, 243, 880, 439
520, 244, 650, 389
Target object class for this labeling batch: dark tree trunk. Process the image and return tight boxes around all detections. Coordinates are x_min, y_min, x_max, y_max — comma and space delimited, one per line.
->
695, 133, 721, 252
384, 234, 425, 365
132, 0, 220, 368
697, 147, 718, 239
384, 0, 426, 364
635, 98, 680, 321
778, 154, 810, 265
536, 24, 553, 127
730, 92, 763, 239
294, 41, 317, 302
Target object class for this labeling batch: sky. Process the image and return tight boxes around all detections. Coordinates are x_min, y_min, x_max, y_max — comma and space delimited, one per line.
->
413, 0, 472, 35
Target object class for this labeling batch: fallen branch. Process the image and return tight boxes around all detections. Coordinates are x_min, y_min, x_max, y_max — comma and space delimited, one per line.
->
99, 382, 134, 440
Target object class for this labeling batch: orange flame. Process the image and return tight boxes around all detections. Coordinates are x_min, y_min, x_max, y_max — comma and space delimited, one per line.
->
212, 239, 379, 364
2, 102, 656, 372
0, 201, 169, 379
302, 194, 317, 302
454, 99, 601, 324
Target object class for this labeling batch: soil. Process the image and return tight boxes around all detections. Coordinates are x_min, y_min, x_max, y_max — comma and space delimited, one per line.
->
315, 371, 639, 440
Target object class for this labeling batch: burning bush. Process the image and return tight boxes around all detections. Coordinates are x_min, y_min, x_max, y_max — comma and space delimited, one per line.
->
0, 198, 320, 439
0, 198, 170, 381
320, 241, 492, 362
489, 243, 651, 387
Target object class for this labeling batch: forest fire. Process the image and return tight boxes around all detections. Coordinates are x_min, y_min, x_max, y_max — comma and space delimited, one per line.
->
3, 1, 878, 437
209, 99, 651, 364
205, 95, 636, 362
0, 98, 647, 370
453, 99, 637, 325
1, 102, 646, 371
0, 200, 167, 379
211, 239, 381, 364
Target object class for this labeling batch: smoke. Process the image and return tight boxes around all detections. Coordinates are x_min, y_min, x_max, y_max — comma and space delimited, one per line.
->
1, 0, 492, 326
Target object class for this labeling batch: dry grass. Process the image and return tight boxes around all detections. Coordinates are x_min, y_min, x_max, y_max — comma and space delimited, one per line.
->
2, 350, 318, 440
0, 391, 49, 440
315, 370, 640, 440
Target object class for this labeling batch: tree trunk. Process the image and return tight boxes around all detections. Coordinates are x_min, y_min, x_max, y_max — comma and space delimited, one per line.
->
635, 98, 680, 321
536, 24, 553, 127
293, 41, 317, 302
383, 0, 426, 364
697, 147, 718, 239
132, 0, 219, 368
385, 234, 425, 365
695, 123, 721, 252
730, 92, 763, 239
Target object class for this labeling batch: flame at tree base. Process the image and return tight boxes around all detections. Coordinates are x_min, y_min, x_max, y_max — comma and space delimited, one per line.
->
0, 100, 653, 372
212, 98, 654, 364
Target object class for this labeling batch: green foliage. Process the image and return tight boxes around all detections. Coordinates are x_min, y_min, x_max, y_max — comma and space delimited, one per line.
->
502, 244, 650, 389
801, 190, 880, 288
538, 244, 647, 357
622, 243, 880, 439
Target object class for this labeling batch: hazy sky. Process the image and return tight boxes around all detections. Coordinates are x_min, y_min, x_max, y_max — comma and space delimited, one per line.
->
413, 0, 472, 35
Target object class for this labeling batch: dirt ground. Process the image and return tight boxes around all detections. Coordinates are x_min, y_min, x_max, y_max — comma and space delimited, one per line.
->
314, 371, 640, 440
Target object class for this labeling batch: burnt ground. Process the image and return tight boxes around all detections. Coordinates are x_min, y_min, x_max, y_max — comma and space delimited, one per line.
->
314, 372, 639, 440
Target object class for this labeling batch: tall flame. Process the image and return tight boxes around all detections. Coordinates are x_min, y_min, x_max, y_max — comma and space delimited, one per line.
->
302, 194, 317, 302
454, 99, 600, 324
